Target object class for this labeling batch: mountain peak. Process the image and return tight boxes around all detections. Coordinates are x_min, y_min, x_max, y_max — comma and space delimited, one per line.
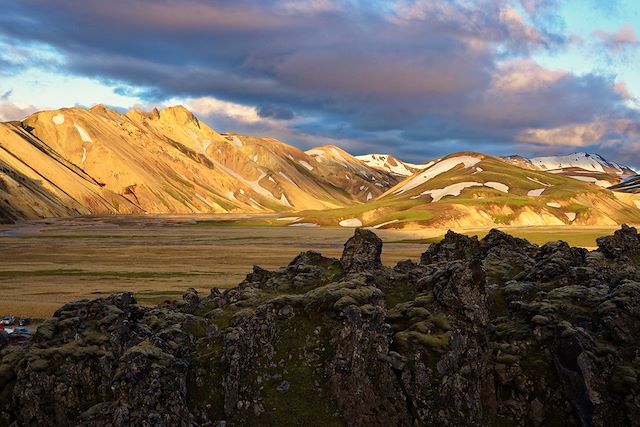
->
306, 145, 357, 164
528, 152, 634, 176
158, 105, 199, 125
356, 153, 432, 177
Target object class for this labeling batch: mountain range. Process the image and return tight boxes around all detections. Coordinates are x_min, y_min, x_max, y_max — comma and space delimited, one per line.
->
1, 105, 639, 227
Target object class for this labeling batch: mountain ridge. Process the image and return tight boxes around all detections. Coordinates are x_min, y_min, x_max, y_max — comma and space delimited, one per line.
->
1, 105, 639, 226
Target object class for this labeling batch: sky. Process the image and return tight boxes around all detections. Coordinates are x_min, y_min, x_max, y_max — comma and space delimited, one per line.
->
0, 0, 639, 166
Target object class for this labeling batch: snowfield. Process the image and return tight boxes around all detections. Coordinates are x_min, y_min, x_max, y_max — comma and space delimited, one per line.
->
529, 152, 633, 175
410, 181, 510, 202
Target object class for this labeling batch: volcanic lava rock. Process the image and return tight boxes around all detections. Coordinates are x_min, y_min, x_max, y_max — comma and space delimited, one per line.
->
420, 230, 482, 265
2, 226, 640, 426
597, 224, 640, 260
340, 228, 383, 272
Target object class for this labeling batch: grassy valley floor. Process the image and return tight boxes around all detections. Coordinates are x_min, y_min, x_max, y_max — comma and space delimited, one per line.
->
0, 215, 625, 318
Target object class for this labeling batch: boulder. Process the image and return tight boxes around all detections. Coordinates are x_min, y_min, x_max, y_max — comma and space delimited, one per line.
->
340, 229, 383, 272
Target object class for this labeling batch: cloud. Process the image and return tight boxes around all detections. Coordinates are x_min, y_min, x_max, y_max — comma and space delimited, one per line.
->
0, 0, 637, 164
178, 97, 264, 125
0, 97, 39, 121
517, 119, 640, 147
256, 104, 295, 120
0, 88, 39, 121
592, 24, 639, 52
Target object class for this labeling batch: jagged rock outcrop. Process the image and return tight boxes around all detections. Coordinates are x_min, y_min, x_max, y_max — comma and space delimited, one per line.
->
2, 226, 640, 426
340, 228, 383, 272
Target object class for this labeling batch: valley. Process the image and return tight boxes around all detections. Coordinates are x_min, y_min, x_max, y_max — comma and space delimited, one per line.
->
1, 105, 639, 319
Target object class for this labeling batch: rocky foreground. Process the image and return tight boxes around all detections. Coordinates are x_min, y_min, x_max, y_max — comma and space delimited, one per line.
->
2, 227, 640, 426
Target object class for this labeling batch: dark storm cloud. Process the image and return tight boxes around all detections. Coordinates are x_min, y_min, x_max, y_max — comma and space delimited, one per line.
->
256, 104, 295, 120
0, 0, 638, 161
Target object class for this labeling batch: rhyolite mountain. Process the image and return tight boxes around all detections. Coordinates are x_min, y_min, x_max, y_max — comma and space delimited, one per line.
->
0, 105, 400, 223
1, 105, 639, 226
2, 226, 640, 426
276, 152, 640, 229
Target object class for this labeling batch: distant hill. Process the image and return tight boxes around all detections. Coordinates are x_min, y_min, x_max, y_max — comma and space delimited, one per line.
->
503, 152, 637, 188
286, 152, 640, 228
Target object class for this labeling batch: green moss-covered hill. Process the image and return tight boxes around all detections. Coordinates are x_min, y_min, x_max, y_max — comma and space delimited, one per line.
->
282, 152, 640, 229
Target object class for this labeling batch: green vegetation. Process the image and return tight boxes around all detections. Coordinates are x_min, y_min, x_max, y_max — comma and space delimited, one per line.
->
259, 314, 344, 427
214, 154, 640, 229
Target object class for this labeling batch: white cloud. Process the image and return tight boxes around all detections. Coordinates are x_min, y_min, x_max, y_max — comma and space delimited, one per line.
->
174, 96, 263, 124
0, 96, 39, 121
517, 119, 640, 147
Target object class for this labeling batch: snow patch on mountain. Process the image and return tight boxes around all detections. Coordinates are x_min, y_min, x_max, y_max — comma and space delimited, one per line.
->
339, 218, 362, 227
371, 219, 399, 229
195, 193, 217, 209
278, 172, 295, 185
228, 135, 243, 148
394, 156, 481, 194
52, 114, 64, 125
484, 182, 509, 193
527, 177, 550, 187
299, 160, 314, 171
527, 152, 635, 175
569, 175, 614, 188
280, 193, 292, 207
412, 182, 483, 202
528, 188, 546, 197
74, 123, 93, 143
356, 154, 429, 176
